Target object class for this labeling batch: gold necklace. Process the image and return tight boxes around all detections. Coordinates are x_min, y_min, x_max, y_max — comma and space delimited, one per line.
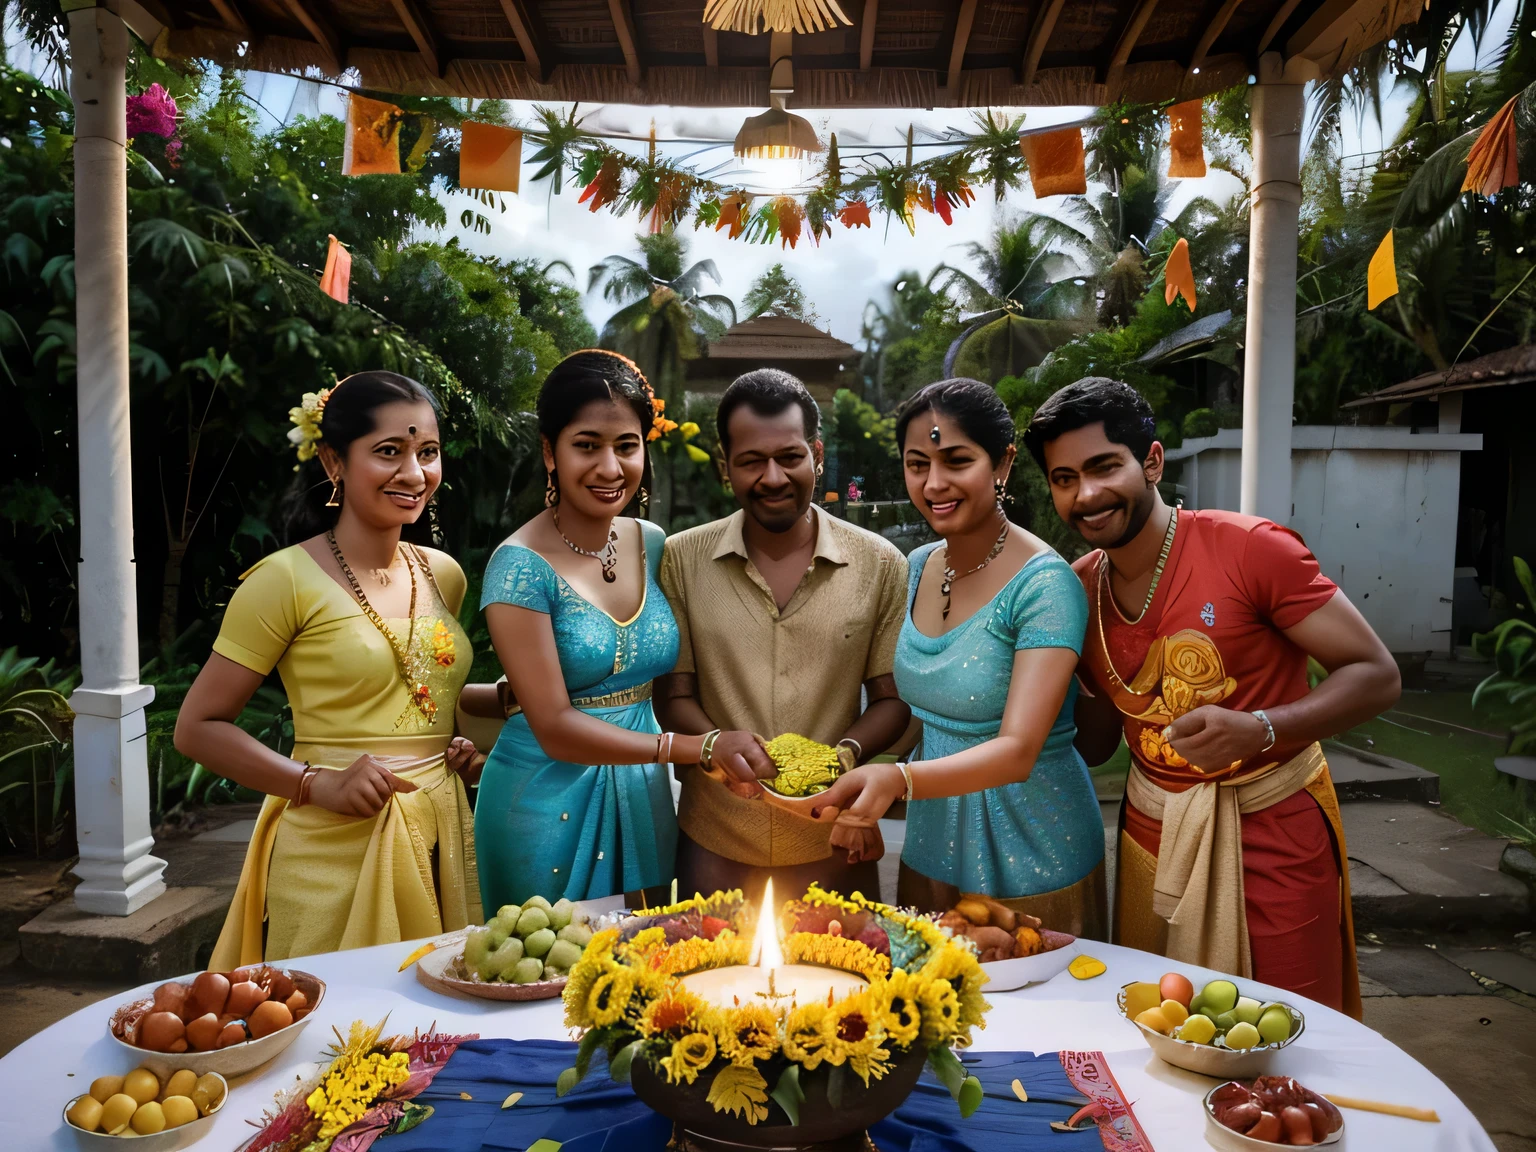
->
940, 516, 1009, 622
553, 508, 619, 583
1094, 505, 1179, 691
328, 531, 438, 725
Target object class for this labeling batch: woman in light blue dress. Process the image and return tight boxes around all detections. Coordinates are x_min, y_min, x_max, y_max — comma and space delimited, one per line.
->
476, 351, 755, 910
811, 379, 1106, 938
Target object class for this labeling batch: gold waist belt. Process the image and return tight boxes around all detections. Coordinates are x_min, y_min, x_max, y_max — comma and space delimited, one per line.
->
507, 682, 652, 716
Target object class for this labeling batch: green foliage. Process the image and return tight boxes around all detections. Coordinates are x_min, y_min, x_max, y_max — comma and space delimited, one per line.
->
1182, 408, 1219, 439
0, 647, 75, 856
860, 272, 963, 408
1472, 558, 1536, 755
831, 389, 900, 500
744, 262, 816, 322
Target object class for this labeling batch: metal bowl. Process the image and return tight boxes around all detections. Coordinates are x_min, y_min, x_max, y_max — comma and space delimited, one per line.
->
63, 1071, 228, 1149
1202, 1082, 1344, 1149
1116, 987, 1305, 1078
108, 970, 325, 1078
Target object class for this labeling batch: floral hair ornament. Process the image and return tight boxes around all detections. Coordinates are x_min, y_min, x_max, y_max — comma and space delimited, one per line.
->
642, 380, 678, 442
287, 387, 333, 469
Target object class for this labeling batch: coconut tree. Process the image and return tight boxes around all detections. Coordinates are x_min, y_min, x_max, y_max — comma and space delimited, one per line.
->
928, 214, 1093, 382
588, 229, 736, 525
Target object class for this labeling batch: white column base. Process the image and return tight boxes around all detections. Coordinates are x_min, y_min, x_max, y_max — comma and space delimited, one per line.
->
69, 685, 167, 916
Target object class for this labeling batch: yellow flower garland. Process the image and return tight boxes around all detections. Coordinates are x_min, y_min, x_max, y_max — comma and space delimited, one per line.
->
785, 931, 891, 981
717, 1002, 779, 1067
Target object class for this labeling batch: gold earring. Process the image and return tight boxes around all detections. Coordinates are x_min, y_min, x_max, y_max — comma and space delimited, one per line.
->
326, 478, 341, 507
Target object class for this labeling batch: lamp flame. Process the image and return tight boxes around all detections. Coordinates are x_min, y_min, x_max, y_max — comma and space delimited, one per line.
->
750, 878, 784, 969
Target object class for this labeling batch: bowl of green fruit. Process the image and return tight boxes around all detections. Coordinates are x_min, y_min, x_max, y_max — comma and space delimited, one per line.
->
413, 895, 595, 1002
1117, 972, 1305, 1077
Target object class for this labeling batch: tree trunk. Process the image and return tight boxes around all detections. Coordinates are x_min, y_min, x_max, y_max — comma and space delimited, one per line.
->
159, 537, 187, 651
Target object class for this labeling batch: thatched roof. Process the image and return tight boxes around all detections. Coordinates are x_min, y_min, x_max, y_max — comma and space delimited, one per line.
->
703, 314, 858, 362
1345, 344, 1536, 407
139, 0, 1423, 108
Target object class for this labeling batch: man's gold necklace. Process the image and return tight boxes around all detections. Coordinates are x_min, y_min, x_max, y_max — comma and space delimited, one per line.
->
940, 516, 1009, 622
327, 531, 439, 725
1095, 505, 1179, 691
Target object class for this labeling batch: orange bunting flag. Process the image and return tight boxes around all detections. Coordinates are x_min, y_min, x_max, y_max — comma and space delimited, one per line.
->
1020, 126, 1087, 197
320, 235, 351, 304
716, 192, 751, 240
1461, 95, 1519, 197
1163, 237, 1196, 311
1167, 99, 1206, 178
459, 122, 523, 193
342, 93, 404, 176
775, 196, 804, 249
838, 199, 871, 229
1367, 230, 1399, 310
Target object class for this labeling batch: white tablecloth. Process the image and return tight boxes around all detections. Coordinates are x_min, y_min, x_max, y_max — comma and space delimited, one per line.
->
1, 937, 1493, 1151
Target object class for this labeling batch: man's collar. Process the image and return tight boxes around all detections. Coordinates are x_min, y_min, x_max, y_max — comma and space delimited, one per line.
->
710, 505, 849, 566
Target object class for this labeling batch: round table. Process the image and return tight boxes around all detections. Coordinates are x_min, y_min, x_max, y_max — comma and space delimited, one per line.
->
0, 937, 1493, 1151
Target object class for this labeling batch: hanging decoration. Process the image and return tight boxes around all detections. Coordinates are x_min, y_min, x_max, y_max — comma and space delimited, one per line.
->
460, 122, 523, 192
1162, 237, 1197, 312
1166, 99, 1206, 179
734, 104, 824, 159
1461, 94, 1519, 196
1367, 231, 1399, 310
703, 0, 852, 34
342, 93, 405, 176
320, 235, 352, 304
1019, 126, 1087, 197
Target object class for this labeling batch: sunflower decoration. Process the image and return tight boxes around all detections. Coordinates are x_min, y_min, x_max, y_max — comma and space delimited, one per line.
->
556, 885, 989, 1125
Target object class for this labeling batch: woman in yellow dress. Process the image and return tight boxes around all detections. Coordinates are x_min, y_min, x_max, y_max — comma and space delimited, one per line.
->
176, 371, 483, 964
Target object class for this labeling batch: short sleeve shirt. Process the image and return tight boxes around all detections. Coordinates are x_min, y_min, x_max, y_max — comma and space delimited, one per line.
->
659, 506, 908, 865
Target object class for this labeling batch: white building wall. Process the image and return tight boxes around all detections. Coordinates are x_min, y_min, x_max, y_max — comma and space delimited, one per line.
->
1166, 427, 1482, 654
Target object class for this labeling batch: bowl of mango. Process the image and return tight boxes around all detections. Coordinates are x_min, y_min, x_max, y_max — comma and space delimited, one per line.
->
1117, 972, 1305, 1077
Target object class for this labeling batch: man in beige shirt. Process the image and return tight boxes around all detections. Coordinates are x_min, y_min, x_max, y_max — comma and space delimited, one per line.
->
657, 369, 911, 900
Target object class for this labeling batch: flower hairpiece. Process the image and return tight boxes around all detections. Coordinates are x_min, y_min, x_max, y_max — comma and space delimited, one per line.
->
643, 383, 678, 442
287, 388, 332, 466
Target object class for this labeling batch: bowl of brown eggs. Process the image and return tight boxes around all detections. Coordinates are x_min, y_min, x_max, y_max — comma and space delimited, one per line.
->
108, 964, 324, 1077
63, 1064, 227, 1148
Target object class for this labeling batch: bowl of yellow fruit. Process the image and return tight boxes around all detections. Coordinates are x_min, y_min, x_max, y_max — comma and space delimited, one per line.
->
1118, 972, 1305, 1078
63, 1064, 227, 1148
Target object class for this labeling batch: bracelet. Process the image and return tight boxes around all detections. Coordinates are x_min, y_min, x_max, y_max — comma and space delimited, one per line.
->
659, 731, 675, 765
836, 737, 863, 765
699, 729, 722, 768
292, 762, 321, 808
897, 761, 914, 803
1252, 710, 1277, 753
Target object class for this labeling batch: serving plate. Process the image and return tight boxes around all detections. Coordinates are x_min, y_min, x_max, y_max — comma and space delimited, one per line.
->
1201, 1082, 1344, 1150
413, 928, 569, 1002
108, 971, 324, 1078
63, 1072, 228, 1150
1117, 987, 1305, 1078
980, 932, 1078, 991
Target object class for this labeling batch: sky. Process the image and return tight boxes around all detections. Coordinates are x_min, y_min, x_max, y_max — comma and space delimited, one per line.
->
2, 1, 1518, 348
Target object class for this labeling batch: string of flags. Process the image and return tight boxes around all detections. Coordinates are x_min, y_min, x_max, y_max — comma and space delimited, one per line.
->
1368, 91, 1522, 312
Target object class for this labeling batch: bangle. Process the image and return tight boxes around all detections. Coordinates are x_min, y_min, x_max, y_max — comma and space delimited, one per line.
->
897, 761, 914, 803
659, 732, 675, 764
1252, 710, 1277, 753
837, 737, 863, 765
699, 729, 721, 768
292, 762, 321, 808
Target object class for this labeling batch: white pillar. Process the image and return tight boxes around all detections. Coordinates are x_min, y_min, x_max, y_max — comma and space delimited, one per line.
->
66, 0, 167, 916
1239, 54, 1305, 524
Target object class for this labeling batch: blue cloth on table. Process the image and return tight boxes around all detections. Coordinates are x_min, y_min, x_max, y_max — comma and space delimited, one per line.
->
378, 1039, 1107, 1152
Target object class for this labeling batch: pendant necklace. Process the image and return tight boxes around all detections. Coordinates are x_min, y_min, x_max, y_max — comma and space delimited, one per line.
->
940, 517, 1010, 621
328, 531, 439, 725
553, 508, 619, 583
1094, 504, 1179, 691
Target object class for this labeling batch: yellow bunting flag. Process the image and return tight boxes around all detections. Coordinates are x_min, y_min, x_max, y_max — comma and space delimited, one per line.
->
342, 93, 404, 176
1020, 126, 1087, 198
1163, 237, 1196, 311
1461, 95, 1519, 197
320, 235, 351, 304
459, 121, 523, 192
1367, 230, 1399, 310
1167, 99, 1206, 178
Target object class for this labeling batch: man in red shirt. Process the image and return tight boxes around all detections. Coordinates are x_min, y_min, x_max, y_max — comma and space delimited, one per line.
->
1024, 378, 1400, 1017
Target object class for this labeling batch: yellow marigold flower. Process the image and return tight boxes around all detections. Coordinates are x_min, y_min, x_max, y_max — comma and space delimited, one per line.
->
719, 1002, 779, 1066
661, 1030, 717, 1085
764, 734, 842, 796
785, 932, 890, 982
874, 969, 923, 1048
918, 978, 961, 1046
619, 926, 668, 961
588, 967, 636, 1027
817, 990, 890, 1083
782, 1003, 829, 1071
640, 985, 707, 1040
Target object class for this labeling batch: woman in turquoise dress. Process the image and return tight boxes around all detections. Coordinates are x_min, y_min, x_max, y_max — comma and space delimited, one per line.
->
476, 351, 757, 910
812, 379, 1107, 938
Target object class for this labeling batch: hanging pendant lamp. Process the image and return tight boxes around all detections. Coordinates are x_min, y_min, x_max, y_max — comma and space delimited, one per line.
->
734, 96, 824, 160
